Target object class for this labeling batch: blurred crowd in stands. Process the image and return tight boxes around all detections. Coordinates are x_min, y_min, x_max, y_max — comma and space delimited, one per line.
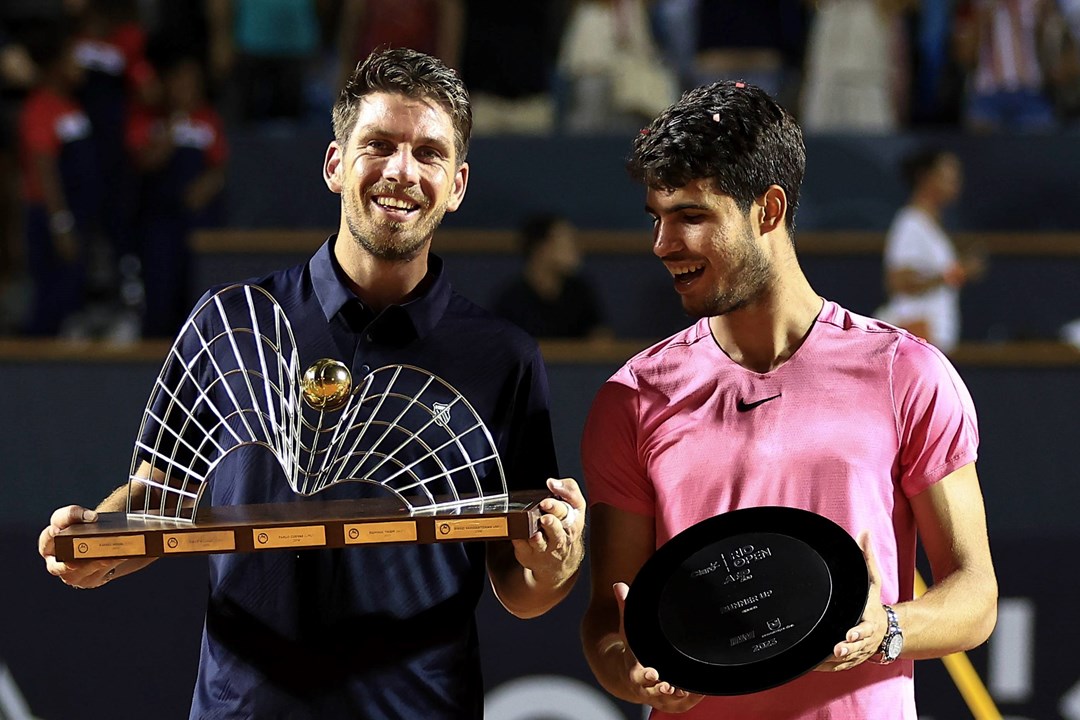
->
0, 0, 1078, 342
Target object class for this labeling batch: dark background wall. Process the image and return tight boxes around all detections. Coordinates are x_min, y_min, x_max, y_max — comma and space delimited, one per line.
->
198, 130, 1080, 344
221, 131, 1080, 232
196, 247, 1080, 345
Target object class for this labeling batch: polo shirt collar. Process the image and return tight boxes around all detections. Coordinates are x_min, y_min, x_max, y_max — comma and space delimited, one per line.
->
310, 235, 451, 341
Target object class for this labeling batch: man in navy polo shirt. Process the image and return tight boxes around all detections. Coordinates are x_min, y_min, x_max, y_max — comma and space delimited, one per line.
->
39, 47, 586, 719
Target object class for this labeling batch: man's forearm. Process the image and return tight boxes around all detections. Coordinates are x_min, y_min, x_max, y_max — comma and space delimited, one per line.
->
894, 565, 997, 659
582, 619, 640, 704
487, 540, 582, 619
95, 484, 131, 513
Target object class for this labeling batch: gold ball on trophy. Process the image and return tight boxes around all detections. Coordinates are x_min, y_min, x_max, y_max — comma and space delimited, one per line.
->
301, 358, 352, 411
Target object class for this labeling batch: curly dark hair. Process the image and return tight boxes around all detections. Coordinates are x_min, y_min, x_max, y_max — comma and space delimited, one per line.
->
628, 81, 805, 233
332, 47, 472, 165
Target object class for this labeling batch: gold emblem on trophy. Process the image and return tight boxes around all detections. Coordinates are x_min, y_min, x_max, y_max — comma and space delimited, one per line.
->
302, 359, 352, 411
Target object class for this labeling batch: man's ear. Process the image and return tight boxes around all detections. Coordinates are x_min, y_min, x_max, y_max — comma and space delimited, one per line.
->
757, 185, 787, 234
445, 162, 469, 213
323, 142, 343, 194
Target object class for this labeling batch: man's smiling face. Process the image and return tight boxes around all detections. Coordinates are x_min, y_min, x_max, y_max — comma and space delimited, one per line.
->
647, 179, 772, 319
328, 91, 468, 262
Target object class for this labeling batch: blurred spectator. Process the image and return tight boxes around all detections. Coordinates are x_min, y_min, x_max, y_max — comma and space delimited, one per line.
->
1062, 316, 1080, 349
70, 0, 156, 313
493, 214, 609, 340
207, 0, 320, 126
127, 55, 227, 338
801, 0, 915, 132
1043, 0, 1080, 123
694, 0, 807, 107
0, 23, 37, 333
17, 22, 100, 336
908, 0, 969, 125
649, 0, 700, 92
956, 0, 1060, 132
335, 0, 463, 93
139, 0, 213, 79
462, 0, 562, 134
876, 147, 985, 354
558, 0, 676, 133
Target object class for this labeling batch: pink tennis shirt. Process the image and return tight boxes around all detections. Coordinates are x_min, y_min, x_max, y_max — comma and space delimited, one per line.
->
582, 300, 979, 720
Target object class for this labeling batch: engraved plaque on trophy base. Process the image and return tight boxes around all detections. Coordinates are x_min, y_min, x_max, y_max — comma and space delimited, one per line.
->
53, 489, 548, 561
623, 506, 869, 696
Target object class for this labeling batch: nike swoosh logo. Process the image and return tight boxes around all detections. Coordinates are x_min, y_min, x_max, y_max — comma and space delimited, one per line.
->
736, 393, 782, 412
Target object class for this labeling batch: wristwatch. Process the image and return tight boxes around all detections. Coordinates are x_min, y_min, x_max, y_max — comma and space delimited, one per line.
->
876, 604, 904, 664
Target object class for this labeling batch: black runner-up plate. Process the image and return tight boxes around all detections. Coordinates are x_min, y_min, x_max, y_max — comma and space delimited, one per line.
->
623, 506, 869, 696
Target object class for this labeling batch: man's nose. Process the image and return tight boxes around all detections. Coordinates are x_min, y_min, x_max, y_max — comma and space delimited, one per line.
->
652, 222, 678, 257
384, 147, 420, 185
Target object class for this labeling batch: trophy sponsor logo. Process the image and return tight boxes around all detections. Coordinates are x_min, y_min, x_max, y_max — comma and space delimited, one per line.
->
432, 402, 451, 428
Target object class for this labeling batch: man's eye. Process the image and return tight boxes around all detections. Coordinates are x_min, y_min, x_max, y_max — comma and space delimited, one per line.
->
367, 140, 391, 152
417, 148, 442, 161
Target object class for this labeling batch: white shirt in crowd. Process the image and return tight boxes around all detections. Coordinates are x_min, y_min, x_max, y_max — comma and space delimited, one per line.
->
879, 206, 960, 353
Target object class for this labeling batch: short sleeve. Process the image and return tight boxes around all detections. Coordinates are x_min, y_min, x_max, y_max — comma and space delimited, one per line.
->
125, 106, 154, 153
891, 335, 979, 497
21, 100, 60, 156
204, 109, 229, 167
500, 339, 559, 492
883, 212, 933, 269
581, 366, 655, 515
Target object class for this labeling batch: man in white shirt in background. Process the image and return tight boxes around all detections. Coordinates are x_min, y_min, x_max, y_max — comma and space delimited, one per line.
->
878, 147, 985, 354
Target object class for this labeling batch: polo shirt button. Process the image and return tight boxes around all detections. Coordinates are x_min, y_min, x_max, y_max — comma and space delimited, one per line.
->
365, 333, 373, 342
360, 364, 370, 375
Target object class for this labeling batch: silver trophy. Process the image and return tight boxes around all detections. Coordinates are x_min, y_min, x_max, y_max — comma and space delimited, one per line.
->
54, 285, 545, 561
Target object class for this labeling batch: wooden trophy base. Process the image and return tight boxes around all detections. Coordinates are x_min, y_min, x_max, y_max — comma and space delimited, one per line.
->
52, 490, 549, 561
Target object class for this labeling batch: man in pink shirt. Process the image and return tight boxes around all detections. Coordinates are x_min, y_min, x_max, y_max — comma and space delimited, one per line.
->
580, 80, 997, 719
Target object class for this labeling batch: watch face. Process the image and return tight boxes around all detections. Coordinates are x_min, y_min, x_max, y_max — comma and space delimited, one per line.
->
886, 634, 904, 659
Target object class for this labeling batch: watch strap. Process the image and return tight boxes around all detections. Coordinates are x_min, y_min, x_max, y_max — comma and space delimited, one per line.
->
876, 603, 902, 664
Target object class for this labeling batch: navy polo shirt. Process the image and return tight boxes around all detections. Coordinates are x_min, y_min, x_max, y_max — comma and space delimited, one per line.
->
170, 237, 558, 719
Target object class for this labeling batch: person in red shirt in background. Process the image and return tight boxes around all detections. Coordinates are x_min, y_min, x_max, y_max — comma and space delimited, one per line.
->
18, 23, 102, 336
335, 0, 463, 92
72, 0, 158, 311
126, 53, 226, 338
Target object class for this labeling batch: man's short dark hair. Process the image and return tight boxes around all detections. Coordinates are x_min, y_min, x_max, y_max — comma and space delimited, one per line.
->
900, 146, 953, 191
628, 81, 806, 233
519, 214, 565, 260
332, 47, 472, 165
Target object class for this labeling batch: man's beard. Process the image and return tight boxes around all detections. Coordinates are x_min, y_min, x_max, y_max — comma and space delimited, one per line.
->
343, 186, 449, 262
684, 228, 772, 319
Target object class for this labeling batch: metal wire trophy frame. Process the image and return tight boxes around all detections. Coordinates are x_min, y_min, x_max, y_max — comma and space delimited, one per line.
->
53, 285, 546, 561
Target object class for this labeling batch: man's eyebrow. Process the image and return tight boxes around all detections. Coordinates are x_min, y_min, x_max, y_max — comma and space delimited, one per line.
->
646, 202, 712, 214
359, 128, 452, 151
415, 135, 452, 152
